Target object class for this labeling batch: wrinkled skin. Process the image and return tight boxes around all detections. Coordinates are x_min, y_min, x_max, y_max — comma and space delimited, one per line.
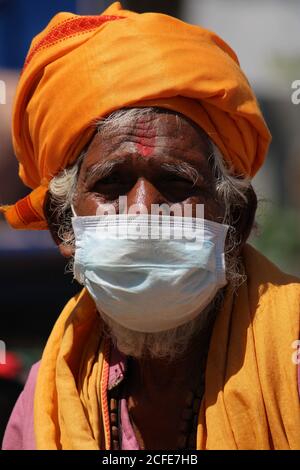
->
74, 111, 223, 217
61, 111, 225, 260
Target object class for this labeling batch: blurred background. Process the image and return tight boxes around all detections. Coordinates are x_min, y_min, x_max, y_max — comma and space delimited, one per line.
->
0, 0, 299, 441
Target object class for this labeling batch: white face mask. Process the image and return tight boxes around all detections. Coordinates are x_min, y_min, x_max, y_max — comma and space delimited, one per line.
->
71, 214, 229, 333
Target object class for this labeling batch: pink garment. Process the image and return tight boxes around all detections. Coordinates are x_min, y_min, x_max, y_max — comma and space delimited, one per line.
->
2, 362, 38, 450
108, 345, 140, 450
2, 343, 139, 450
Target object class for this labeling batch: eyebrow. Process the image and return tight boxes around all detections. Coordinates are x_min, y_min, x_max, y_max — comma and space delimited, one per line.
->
160, 161, 202, 186
84, 155, 203, 186
84, 156, 127, 182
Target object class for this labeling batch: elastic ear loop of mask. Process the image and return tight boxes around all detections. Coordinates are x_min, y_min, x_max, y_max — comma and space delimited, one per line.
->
71, 204, 77, 217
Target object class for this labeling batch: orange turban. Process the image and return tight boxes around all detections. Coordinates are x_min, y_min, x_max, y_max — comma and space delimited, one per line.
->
0, 1, 271, 230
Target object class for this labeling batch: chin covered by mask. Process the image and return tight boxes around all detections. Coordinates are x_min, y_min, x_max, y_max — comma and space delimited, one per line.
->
72, 214, 229, 333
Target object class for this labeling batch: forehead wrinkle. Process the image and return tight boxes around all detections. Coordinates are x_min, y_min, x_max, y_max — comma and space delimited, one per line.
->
82, 137, 211, 182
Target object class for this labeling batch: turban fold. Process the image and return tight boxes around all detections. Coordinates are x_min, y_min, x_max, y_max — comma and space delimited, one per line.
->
0, 1, 271, 230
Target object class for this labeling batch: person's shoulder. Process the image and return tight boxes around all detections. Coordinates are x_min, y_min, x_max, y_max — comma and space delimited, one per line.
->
242, 243, 300, 327
1, 361, 40, 450
243, 243, 300, 290
25, 361, 40, 386
22, 361, 40, 405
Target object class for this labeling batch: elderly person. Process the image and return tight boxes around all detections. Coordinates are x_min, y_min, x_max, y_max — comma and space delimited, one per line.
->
1, 2, 299, 450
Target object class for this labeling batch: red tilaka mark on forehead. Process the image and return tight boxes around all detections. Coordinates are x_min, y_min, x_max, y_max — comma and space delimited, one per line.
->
135, 117, 157, 158
136, 137, 156, 157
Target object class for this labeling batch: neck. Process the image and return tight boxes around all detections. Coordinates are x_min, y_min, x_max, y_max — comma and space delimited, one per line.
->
128, 310, 216, 391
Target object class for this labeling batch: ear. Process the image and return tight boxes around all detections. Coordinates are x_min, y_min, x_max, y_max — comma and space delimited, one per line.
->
58, 243, 74, 258
43, 191, 75, 258
231, 185, 257, 253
